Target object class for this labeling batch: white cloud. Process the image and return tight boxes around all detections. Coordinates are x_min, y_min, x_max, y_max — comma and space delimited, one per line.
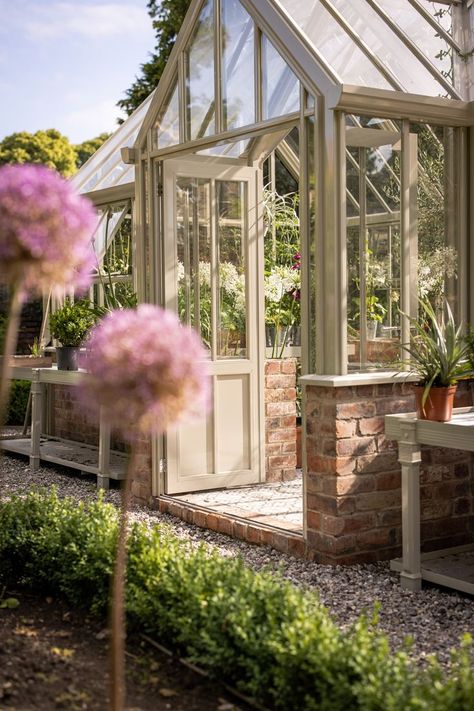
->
19, 2, 152, 41
61, 99, 126, 143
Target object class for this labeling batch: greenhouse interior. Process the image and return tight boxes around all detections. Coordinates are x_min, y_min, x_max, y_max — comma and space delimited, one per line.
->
3, 0, 474, 571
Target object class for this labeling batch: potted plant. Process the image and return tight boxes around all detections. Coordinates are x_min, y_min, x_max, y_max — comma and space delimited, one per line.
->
401, 299, 474, 421
49, 298, 97, 371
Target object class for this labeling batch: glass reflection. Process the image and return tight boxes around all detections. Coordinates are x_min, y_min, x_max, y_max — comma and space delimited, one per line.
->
185, 0, 215, 140
217, 180, 247, 358
262, 35, 300, 120
221, 0, 255, 130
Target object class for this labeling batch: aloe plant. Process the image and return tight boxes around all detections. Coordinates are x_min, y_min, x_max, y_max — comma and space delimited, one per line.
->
402, 299, 474, 410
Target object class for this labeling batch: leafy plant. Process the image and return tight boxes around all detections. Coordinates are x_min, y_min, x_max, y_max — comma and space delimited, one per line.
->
49, 298, 97, 347
6, 379, 30, 424
401, 299, 474, 410
0, 490, 473, 711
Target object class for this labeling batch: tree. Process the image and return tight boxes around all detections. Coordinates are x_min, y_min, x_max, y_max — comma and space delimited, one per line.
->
74, 133, 111, 169
0, 129, 77, 177
118, 0, 191, 117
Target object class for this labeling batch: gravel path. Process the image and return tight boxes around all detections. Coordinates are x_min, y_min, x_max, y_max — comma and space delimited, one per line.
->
1, 452, 473, 667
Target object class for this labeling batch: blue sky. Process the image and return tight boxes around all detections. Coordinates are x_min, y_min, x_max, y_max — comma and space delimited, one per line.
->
0, 0, 156, 144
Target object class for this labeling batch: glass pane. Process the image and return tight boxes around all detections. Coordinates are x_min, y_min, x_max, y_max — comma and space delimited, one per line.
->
196, 138, 250, 158
412, 123, 459, 317
176, 178, 212, 349
376, 0, 453, 85
328, 0, 448, 96
278, 0, 391, 90
72, 94, 152, 195
221, 0, 255, 130
154, 81, 179, 148
216, 181, 247, 358
262, 35, 300, 120
346, 120, 402, 370
185, 0, 215, 140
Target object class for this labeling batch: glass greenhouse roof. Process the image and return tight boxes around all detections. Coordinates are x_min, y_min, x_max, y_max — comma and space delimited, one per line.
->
277, 0, 464, 98
71, 93, 153, 196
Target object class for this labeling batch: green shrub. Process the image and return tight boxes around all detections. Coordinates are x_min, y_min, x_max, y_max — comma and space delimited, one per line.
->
49, 298, 96, 347
0, 490, 472, 710
6, 379, 31, 425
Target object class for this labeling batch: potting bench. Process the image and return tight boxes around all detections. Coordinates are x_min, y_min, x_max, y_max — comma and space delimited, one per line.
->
1, 367, 127, 489
385, 408, 474, 594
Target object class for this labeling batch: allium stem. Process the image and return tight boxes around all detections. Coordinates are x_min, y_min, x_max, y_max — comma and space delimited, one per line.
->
0, 280, 24, 429
109, 445, 139, 711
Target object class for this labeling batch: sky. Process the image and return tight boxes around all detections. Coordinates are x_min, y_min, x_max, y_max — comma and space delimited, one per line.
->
0, 0, 156, 144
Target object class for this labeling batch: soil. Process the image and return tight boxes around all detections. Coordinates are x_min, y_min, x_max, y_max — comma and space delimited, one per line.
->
0, 590, 255, 711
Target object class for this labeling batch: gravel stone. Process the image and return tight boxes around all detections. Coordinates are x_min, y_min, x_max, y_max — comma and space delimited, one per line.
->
1, 452, 473, 666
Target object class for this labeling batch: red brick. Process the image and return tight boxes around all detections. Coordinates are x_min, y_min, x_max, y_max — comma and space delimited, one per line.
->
217, 517, 233, 536
321, 512, 375, 536
260, 528, 274, 546
282, 468, 297, 481
281, 415, 297, 428
376, 471, 401, 491
358, 416, 385, 436
194, 511, 208, 528
322, 474, 375, 497
356, 527, 398, 551
421, 499, 453, 520
306, 510, 321, 529
266, 401, 295, 416
282, 441, 297, 454
271, 532, 290, 553
267, 428, 296, 443
265, 361, 281, 374
265, 443, 283, 456
356, 452, 399, 473
454, 498, 471, 515
266, 374, 295, 389
335, 419, 357, 438
269, 454, 296, 469
288, 536, 305, 557
375, 398, 414, 415
336, 402, 376, 419
376, 509, 401, 527
307, 531, 357, 555
355, 490, 401, 511
336, 437, 376, 457
281, 359, 297, 374
246, 525, 262, 544
206, 513, 221, 532
307, 493, 356, 515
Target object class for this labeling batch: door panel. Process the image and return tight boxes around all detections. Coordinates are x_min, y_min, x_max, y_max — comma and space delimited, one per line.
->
163, 158, 263, 493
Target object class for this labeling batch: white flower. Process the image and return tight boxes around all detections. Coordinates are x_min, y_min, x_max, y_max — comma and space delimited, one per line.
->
177, 261, 185, 283
418, 247, 457, 298
264, 266, 299, 303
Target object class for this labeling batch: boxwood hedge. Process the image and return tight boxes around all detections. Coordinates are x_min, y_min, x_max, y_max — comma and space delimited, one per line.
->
0, 490, 472, 710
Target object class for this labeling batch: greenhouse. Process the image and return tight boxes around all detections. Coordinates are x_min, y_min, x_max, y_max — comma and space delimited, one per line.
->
6, 0, 474, 570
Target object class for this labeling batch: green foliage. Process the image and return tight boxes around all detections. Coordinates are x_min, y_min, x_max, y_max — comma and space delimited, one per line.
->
74, 133, 111, 169
0, 129, 77, 177
118, 0, 191, 116
49, 298, 97, 347
0, 490, 116, 613
6, 379, 30, 425
0, 490, 473, 710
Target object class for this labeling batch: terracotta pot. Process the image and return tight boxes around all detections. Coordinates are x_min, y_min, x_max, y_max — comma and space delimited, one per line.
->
414, 384, 457, 422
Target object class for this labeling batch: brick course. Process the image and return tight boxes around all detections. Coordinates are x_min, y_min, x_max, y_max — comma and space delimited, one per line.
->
305, 380, 474, 564
264, 359, 297, 482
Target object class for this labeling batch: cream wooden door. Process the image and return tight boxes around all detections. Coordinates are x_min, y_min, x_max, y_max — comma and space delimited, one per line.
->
163, 158, 263, 493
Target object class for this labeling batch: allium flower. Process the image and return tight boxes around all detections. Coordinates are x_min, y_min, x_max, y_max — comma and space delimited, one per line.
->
0, 164, 97, 293
79, 305, 210, 438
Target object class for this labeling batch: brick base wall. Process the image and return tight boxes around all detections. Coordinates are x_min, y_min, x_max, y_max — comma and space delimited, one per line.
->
51, 385, 151, 506
305, 380, 474, 564
265, 359, 297, 482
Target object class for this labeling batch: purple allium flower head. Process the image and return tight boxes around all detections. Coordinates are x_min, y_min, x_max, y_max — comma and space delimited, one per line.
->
0, 164, 97, 293
79, 305, 211, 438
